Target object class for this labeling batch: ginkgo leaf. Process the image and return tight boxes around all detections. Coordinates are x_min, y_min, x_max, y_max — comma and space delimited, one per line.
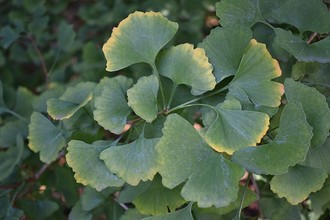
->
28, 112, 66, 163
0, 81, 7, 113
127, 75, 159, 123
0, 120, 28, 148
156, 114, 244, 208
302, 139, 330, 173
47, 82, 95, 120
285, 79, 330, 148
275, 29, 330, 63
270, 165, 327, 205
94, 76, 133, 134
133, 175, 186, 216
156, 43, 216, 95
201, 99, 270, 154
269, 0, 330, 33
193, 186, 256, 216
66, 140, 124, 191
81, 187, 115, 211
228, 39, 284, 107
198, 26, 252, 83
103, 11, 178, 71
0, 136, 24, 181
310, 178, 330, 218
100, 134, 159, 186
232, 102, 313, 175
143, 203, 193, 220
216, 0, 264, 28
259, 198, 301, 220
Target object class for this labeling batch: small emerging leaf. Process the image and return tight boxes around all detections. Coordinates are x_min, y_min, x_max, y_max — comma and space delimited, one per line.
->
28, 112, 66, 163
232, 102, 313, 175
103, 11, 178, 71
127, 75, 159, 123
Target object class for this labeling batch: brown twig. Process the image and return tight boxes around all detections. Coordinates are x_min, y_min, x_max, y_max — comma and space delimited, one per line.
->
27, 35, 49, 85
307, 32, 318, 44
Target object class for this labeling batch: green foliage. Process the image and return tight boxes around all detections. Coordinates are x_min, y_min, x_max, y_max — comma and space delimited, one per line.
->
0, 0, 330, 219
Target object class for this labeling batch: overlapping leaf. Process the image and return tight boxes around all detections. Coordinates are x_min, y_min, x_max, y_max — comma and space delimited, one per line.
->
47, 82, 95, 120
310, 178, 330, 218
81, 187, 115, 211
228, 39, 284, 107
270, 165, 327, 205
0, 136, 24, 181
102, 11, 178, 71
156, 43, 216, 95
100, 134, 159, 186
201, 99, 270, 154
132, 176, 186, 215
127, 75, 159, 123
0, 120, 28, 148
28, 112, 66, 163
66, 140, 124, 191
216, 0, 264, 28
269, 0, 330, 33
143, 203, 193, 220
156, 114, 244, 207
198, 26, 252, 83
302, 139, 330, 173
285, 79, 330, 148
275, 29, 330, 63
94, 76, 133, 134
232, 102, 313, 175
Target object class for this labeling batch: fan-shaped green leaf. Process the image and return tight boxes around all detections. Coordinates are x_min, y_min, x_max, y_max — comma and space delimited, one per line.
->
127, 75, 159, 123
103, 11, 178, 71
310, 178, 330, 218
259, 198, 301, 220
157, 114, 244, 208
0, 136, 24, 181
119, 209, 148, 220
269, 0, 330, 33
100, 134, 159, 186
270, 165, 327, 205
302, 139, 330, 173
47, 82, 95, 120
81, 187, 115, 211
69, 201, 92, 220
275, 29, 330, 63
201, 99, 270, 154
66, 140, 124, 191
198, 27, 252, 83
0, 120, 28, 148
143, 203, 193, 220
94, 76, 133, 134
232, 102, 313, 175
193, 186, 256, 216
133, 175, 186, 215
285, 79, 330, 148
228, 39, 284, 107
216, 0, 264, 28
28, 112, 66, 163
156, 43, 215, 95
